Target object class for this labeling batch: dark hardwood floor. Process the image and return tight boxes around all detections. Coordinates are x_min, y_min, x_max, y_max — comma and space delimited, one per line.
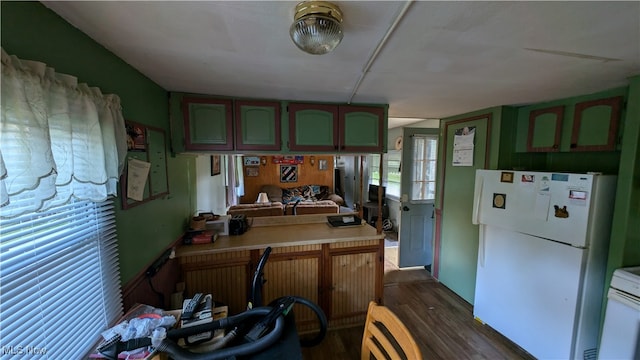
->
302, 278, 535, 360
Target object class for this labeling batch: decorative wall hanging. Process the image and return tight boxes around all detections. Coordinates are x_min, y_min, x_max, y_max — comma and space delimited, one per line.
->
280, 165, 298, 183
244, 156, 260, 166
273, 155, 304, 164
126, 123, 146, 152
246, 167, 259, 177
211, 155, 221, 176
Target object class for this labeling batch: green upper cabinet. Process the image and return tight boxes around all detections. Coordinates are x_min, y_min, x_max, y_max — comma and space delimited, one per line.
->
234, 100, 281, 151
570, 96, 623, 151
340, 105, 384, 152
288, 103, 339, 152
516, 88, 626, 153
527, 106, 564, 152
289, 103, 385, 152
182, 97, 233, 151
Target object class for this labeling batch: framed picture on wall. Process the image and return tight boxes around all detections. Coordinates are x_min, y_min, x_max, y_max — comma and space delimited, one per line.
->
280, 165, 298, 183
126, 122, 147, 152
211, 155, 221, 176
318, 159, 328, 171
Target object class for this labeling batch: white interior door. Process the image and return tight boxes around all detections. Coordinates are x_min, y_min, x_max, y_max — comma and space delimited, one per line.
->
399, 128, 438, 268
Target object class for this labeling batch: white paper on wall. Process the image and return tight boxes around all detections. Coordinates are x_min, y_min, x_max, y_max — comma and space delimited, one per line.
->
452, 126, 475, 166
127, 158, 151, 201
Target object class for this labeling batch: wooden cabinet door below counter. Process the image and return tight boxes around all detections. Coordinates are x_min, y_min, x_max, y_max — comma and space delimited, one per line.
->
263, 254, 321, 333
330, 251, 378, 324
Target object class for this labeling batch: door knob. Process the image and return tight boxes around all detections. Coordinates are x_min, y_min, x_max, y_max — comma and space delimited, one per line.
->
402, 206, 410, 211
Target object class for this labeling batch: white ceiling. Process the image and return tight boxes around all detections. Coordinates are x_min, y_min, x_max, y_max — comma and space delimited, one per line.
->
43, 1, 640, 128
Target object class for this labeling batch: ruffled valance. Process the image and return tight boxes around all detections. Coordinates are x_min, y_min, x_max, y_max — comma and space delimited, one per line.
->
0, 48, 127, 218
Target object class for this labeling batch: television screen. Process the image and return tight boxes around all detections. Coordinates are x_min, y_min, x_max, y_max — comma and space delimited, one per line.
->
368, 184, 386, 203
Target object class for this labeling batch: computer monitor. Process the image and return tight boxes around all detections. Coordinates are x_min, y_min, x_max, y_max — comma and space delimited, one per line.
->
368, 184, 386, 203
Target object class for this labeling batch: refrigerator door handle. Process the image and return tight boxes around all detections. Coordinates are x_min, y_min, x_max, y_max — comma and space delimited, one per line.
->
478, 224, 486, 267
472, 174, 483, 225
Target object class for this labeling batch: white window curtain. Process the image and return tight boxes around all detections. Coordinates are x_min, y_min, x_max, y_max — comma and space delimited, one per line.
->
0, 49, 126, 357
0, 48, 127, 218
226, 155, 244, 206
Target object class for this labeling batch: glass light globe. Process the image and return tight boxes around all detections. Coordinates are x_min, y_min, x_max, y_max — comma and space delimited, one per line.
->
290, 15, 343, 55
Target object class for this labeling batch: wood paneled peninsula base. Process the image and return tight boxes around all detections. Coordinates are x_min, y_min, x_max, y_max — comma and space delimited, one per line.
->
175, 214, 385, 332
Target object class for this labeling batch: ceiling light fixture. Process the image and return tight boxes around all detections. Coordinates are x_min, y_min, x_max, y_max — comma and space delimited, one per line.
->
290, 1, 343, 55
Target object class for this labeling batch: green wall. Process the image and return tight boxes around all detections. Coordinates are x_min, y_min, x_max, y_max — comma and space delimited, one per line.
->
1, 1, 196, 283
606, 75, 640, 287
436, 106, 502, 303
436, 105, 545, 302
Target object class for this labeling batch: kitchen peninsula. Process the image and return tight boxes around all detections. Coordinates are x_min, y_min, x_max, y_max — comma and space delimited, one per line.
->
175, 214, 385, 331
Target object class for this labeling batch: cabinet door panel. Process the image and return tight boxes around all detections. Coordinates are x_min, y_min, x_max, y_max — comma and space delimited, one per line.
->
330, 252, 376, 318
527, 106, 564, 152
340, 106, 384, 152
289, 103, 338, 151
183, 98, 233, 150
571, 96, 622, 151
263, 256, 320, 332
235, 100, 281, 151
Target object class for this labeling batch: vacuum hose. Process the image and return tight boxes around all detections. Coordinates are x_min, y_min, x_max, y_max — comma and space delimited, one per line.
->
157, 307, 285, 360
278, 296, 327, 347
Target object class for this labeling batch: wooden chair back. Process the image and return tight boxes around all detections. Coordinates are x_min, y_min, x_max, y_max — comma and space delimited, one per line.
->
361, 301, 423, 360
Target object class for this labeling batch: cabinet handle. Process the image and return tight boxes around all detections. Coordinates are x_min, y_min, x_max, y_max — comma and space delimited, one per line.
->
570, 143, 577, 148
553, 144, 559, 149
340, 145, 345, 150
334, 145, 338, 150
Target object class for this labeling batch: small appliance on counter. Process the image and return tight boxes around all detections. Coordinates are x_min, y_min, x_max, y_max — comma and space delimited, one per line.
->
229, 214, 249, 235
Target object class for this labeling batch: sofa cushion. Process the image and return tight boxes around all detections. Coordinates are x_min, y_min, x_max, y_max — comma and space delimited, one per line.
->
282, 185, 335, 204
284, 200, 339, 215
282, 186, 307, 204
227, 202, 284, 217
261, 184, 283, 203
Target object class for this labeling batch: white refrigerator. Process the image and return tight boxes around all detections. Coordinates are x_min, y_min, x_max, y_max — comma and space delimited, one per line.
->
472, 170, 617, 360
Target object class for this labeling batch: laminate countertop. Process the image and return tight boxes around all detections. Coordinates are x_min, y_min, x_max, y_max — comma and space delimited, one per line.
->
175, 213, 384, 257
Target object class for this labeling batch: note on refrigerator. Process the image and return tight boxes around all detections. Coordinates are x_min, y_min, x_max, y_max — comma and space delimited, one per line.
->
534, 193, 550, 221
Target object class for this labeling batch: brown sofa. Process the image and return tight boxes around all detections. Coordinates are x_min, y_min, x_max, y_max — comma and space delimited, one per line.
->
227, 202, 284, 217
262, 184, 345, 206
227, 184, 344, 217
284, 200, 339, 215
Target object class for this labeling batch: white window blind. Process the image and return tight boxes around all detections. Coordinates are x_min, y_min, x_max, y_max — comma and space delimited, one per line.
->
0, 199, 123, 358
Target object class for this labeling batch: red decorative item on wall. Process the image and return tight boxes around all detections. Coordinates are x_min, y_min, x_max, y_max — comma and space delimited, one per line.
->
272, 155, 304, 164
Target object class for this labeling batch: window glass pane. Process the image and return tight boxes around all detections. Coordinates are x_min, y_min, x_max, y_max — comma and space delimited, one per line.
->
411, 135, 438, 201
368, 152, 401, 198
